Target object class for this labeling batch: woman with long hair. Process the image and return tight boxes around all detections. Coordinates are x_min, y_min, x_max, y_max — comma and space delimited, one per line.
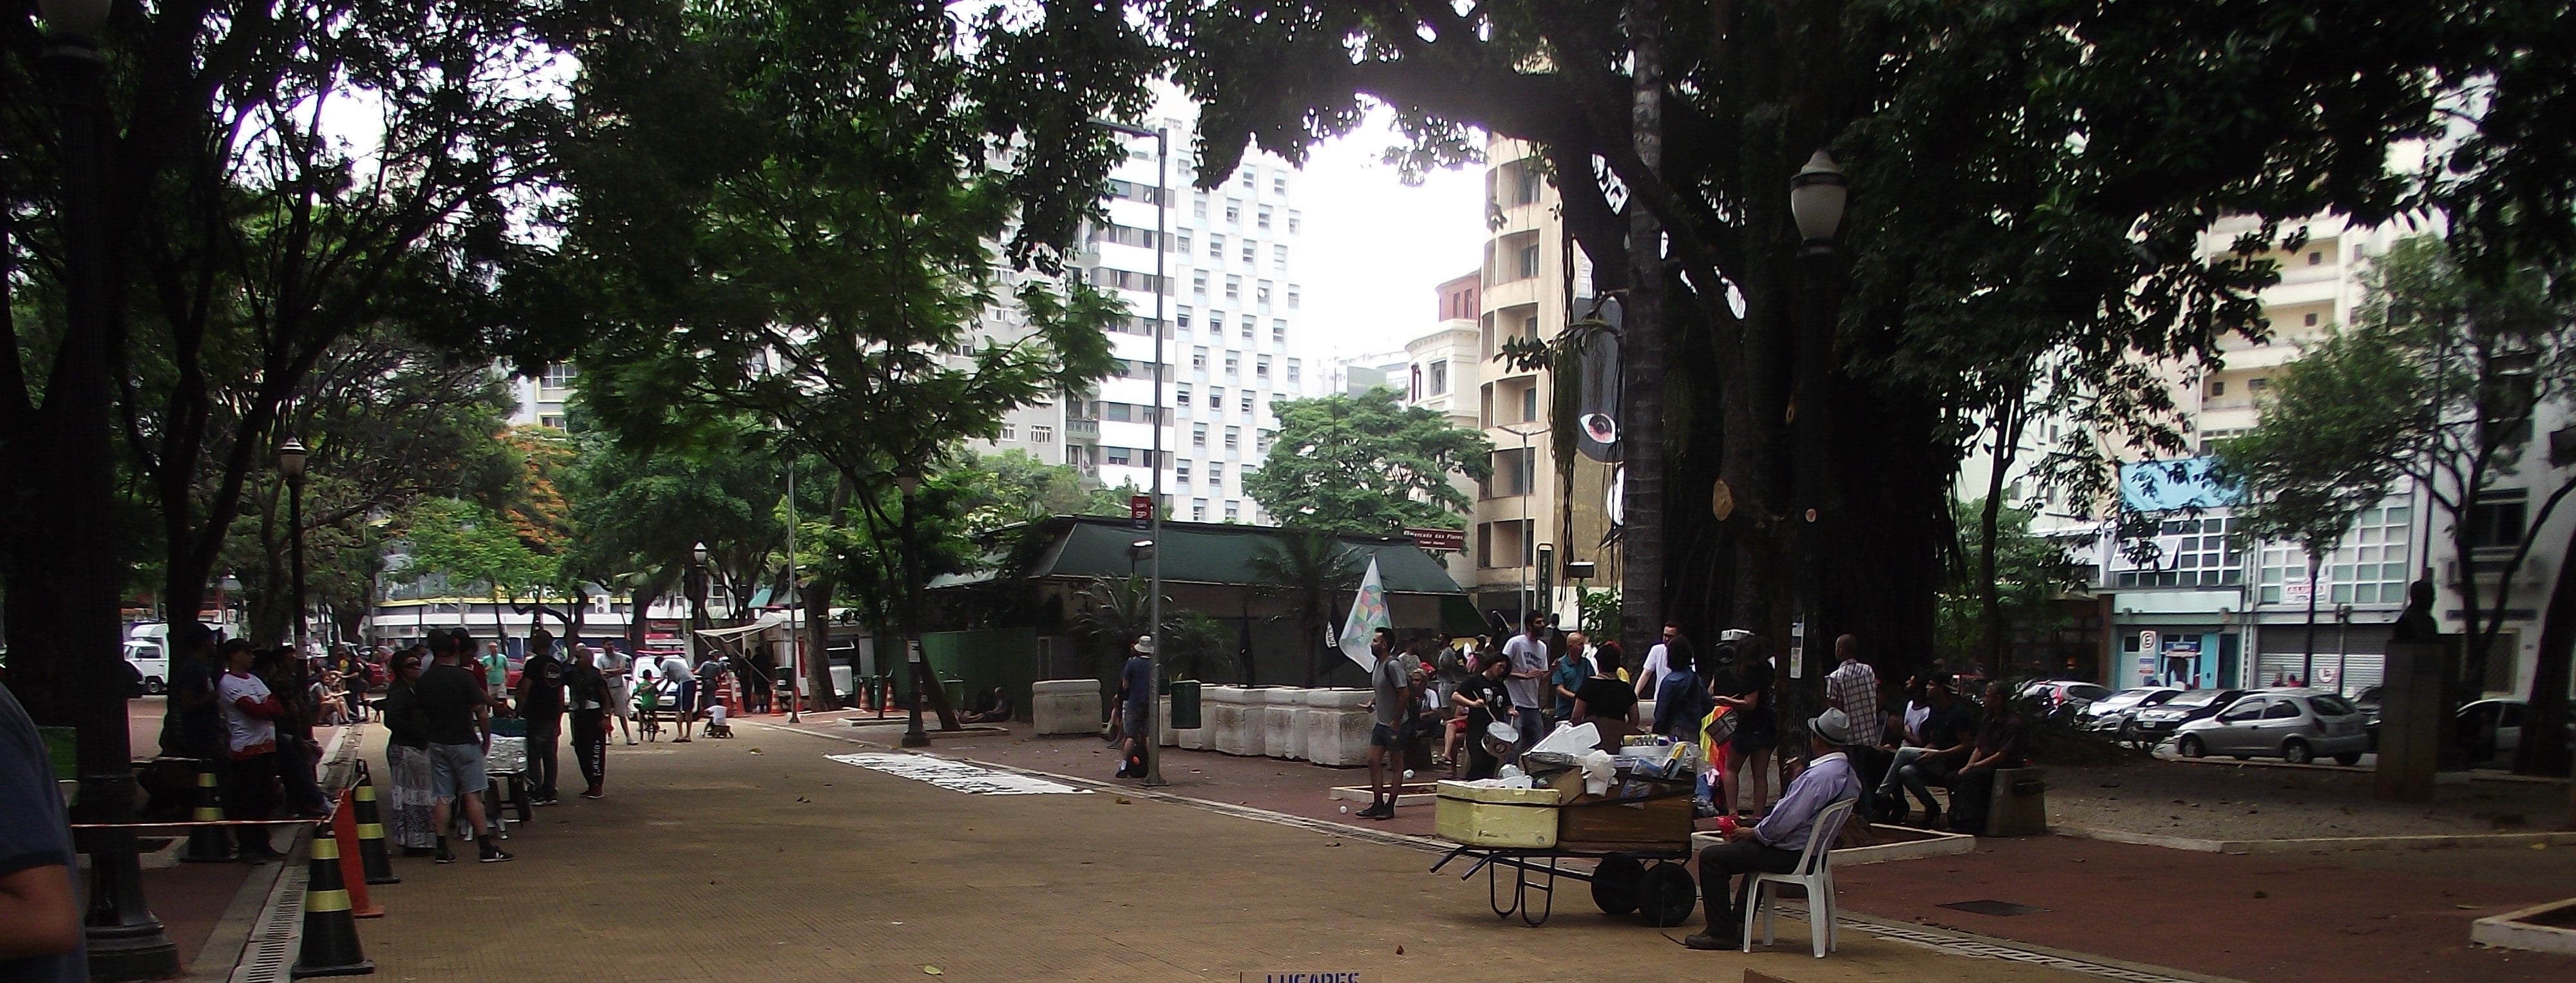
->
374, 649, 438, 855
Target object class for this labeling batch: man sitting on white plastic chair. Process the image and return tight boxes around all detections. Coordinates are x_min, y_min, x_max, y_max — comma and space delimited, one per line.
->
1685, 708, 1863, 950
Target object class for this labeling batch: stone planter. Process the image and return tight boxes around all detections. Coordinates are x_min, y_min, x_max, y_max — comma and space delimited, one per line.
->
1302, 688, 1372, 767
1206, 686, 1253, 756
1031, 679, 1102, 737
1264, 687, 1309, 760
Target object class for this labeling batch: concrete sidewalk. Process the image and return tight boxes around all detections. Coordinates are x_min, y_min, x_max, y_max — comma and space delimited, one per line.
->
335, 718, 2088, 982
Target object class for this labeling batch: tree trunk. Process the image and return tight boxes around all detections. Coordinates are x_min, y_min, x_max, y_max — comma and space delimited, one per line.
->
1977, 394, 2023, 681
627, 580, 661, 653
1617, 0, 1668, 669
2513, 516, 2575, 778
804, 473, 851, 711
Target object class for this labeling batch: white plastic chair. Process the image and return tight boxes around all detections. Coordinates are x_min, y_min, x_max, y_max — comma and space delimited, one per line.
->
1741, 796, 1857, 957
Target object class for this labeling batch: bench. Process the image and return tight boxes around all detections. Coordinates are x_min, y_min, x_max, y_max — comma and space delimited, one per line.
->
1983, 767, 2048, 837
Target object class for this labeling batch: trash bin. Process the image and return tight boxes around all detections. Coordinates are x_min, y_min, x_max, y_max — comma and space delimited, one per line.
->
1166, 679, 1202, 730
942, 678, 968, 712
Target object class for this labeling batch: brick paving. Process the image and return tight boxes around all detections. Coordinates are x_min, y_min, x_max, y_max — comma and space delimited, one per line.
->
334, 716, 2082, 982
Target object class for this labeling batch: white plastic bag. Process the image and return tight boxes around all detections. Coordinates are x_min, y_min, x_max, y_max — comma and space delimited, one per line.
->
1531, 721, 1600, 758
1578, 750, 1618, 796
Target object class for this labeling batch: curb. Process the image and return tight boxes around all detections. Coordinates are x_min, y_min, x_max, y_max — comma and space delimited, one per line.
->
2157, 754, 2570, 786
2053, 825, 2576, 854
2470, 897, 2576, 955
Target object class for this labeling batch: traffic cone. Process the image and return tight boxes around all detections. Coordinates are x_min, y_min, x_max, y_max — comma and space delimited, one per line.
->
348, 767, 399, 886
290, 830, 374, 978
328, 793, 383, 919
180, 765, 236, 863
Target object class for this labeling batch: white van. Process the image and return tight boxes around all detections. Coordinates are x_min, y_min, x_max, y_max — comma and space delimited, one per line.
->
125, 638, 171, 694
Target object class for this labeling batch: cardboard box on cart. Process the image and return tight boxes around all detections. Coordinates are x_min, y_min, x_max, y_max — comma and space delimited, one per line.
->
1556, 777, 1694, 846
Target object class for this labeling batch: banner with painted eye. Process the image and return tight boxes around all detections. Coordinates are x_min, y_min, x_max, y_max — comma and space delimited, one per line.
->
1575, 296, 1622, 465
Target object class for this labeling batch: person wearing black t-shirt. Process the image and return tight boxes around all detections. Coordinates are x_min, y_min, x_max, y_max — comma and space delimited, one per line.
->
1450, 654, 1514, 780
1571, 658, 1640, 750
1716, 636, 1778, 817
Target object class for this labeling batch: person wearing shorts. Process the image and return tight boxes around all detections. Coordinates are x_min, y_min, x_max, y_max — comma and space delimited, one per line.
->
415, 634, 512, 864
1358, 629, 1409, 820
596, 645, 636, 745
659, 653, 696, 742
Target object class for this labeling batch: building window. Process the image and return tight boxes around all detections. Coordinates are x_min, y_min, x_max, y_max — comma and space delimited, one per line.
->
1287, 285, 1300, 309
1272, 175, 1287, 196
1271, 320, 1287, 344
2208, 379, 2226, 397
1226, 200, 1242, 224
1256, 430, 1274, 453
1256, 354, 1272, 380
1240, 241, 1256, 265
2304, 312, 2319, 327
1208, 462, 1224, 488
1287, 210, 1302, 234
1273, 243, 1288, 271
1238, 167, 1255, 190
1240, 314, 1256, 340
1177, 307, 1193, 330
2117, 517, 2244, 588
1257, 205, 1273, 231
1106, 446, 1132, 466
1175, 462, 1191, 485
543, 363, 578, 389
1477, 522, 1493, 567
1175, 383, 1191, 408
1030, 425, 1052, 444
1286, 358, 1301, 385
1224, 352, 1240, 377
1515, 167, 1542, 205
1522, 385, 1538, 422
1192, 499, 1208, 522
1192, 271, 1208, 298
1208, 233, 1224, 260
1256, 283, 1272, 312
2307, 250, 2322, 265
1226, 275, 1241, 301
1191, 347, 1208, 371
1519, 243, 1540, 279
1428, 359, 1450, 396
1193, 424, 1208, 448
1193, 193, 1208, 219
2249, 377, 2270, 392
1239, 391, 1254, 414
1224, 426, 1241, 450
1225, 501, 1241, 522
539, 415, 566, 430
1177, 229, 1192, 253
2467, 494, 2527, 550
998, 423, 1018, 441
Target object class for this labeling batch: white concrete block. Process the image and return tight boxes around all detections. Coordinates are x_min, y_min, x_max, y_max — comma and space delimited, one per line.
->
1031, 679, 1102, 737
1264, 687, 1308, 760
1302, 687, 1372, 767
1206, 686, 1253, 756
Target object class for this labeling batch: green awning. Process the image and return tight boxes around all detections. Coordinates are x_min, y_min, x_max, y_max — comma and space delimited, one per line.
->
1020, 517, 1464, 595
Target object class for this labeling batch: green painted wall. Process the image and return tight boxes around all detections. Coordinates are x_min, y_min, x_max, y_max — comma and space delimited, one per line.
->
919, 627, 1041, 720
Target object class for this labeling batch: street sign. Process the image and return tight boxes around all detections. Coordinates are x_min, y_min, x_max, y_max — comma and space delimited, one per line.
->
1130, 493, 1153, 530
2139, 629, 2159, 656
1404, 526, 1466, 552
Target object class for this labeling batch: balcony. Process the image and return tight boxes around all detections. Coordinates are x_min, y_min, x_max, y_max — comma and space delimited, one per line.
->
1066, 419, 1099, 441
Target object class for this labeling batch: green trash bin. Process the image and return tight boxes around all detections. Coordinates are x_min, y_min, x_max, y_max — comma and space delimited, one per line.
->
942, 678, 968, 712
1165, 679, 1202, 730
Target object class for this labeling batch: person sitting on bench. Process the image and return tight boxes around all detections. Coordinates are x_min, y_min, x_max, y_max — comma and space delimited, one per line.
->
1945, 681, 2029, 834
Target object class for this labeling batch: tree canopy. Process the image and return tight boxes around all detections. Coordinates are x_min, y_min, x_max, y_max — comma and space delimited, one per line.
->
1244, 389, 1492, 537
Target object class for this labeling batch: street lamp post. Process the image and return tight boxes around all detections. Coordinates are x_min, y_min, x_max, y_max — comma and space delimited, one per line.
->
1097, 117, 1168, 787
43, 0, 183, 975
895, 473, 930, 748
687, 540, 709, 679
279, 438, 308, 654
782, 460, 802, 723
1500, 423, 1545, 629
1786, 149, 1848, 704
2334, 603, 2354, 697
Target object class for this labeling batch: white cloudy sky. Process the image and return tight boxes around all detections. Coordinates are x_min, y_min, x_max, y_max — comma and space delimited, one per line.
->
1276, 111, 1489, 363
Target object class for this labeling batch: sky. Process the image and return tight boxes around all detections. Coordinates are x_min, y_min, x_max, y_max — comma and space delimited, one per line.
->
1278, 110, 1490, 365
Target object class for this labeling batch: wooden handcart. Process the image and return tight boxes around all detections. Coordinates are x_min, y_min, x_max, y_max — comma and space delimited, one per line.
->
1429, 772, 1701, 928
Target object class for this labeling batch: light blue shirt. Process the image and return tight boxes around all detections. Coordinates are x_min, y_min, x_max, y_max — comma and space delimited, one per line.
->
1753, 751, 1861, 851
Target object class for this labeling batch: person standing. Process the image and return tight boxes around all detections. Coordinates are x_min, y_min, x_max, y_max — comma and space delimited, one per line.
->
1549, 631, 1596, 725
1115, 636, 1155, 778
1571, 655, 1641, 749
596, 643, 636, 745
1823, 633, 1885, 805
515, 633, 567, 805
565, 644, 611, 799
1718, 636, 1777, 819
658, 651, 696, 743
1450, 654, 1515, 781
417, 638, 512, 864
159, 623, 225, 783
258, 649, 330, 817
477, 640, 509, 708
1634, 622, 1684, 700
1502, 613, 1551, 758
375, 649, 438, 855
1358, 630, 1408, 820
215, 642, 289, 861
0, 680, 84, 980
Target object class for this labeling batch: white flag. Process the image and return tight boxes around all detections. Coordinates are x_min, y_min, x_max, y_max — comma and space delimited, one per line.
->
1339, 556, 1391, 671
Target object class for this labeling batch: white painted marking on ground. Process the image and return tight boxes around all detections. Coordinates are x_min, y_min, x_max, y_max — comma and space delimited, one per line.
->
826, 752, 1093, 796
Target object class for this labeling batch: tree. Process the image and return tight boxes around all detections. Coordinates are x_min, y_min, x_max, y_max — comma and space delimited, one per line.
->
1247, 528, 1363, 687
1935, 498, 2083, 674
393, 497, 545, 640
1243, 389, 1493, 537
1151, 0, 2477, 731
2213, 323, 2417, 684
557, 423, 787, 644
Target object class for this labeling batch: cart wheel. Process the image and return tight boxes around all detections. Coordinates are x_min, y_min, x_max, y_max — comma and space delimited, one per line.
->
1591, 856, 1642, 916
1636, 862, 1697, 928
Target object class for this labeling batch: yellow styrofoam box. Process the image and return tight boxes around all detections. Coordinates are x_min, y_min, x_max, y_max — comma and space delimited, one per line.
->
1434, 781, 1565, 848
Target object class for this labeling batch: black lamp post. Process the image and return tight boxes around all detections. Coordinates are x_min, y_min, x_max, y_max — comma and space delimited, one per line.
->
895, 473, 930, 748
279, 438, 308, 654
1787, 149, 1847, 703
44, 0, 183, 975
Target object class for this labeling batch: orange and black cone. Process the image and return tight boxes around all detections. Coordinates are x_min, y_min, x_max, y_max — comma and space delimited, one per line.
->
290, 830, 374, 977
328, 792, 383, 919
180, 764, 236, 863
348, 768, 399, 885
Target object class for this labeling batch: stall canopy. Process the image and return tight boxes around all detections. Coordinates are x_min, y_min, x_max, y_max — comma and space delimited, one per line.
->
691, 609, 793, 640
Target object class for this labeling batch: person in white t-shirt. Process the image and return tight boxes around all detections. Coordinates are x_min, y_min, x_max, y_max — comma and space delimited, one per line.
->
659, 653, 696, 742
596, 645, 636, 745
1635, 622, 1684, 700
1501, 613, 1551, 759
214, 641, 289, 860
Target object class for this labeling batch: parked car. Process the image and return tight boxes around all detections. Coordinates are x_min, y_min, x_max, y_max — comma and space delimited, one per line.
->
2175, 689, 2370, 765
124, 639, 170, 695
2082, 687, 2183, 735
2352, 684, 2383, 749
2126, 688, 2251, 747
2458, 698, 2526, 762
2020, 680, 2113, 720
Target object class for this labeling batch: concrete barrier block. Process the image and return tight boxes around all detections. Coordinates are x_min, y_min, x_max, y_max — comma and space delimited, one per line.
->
1206, 686, 1253, 756
1031, 679, 1101, 737
1303, 688, 1372, 767
1265, 687, 1309, 760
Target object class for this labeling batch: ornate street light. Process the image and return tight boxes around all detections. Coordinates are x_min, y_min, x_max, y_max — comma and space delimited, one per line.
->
1789, 150, 1849, 251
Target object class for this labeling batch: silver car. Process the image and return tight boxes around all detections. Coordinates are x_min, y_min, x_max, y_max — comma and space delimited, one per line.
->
2174, 689, 2369, 765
